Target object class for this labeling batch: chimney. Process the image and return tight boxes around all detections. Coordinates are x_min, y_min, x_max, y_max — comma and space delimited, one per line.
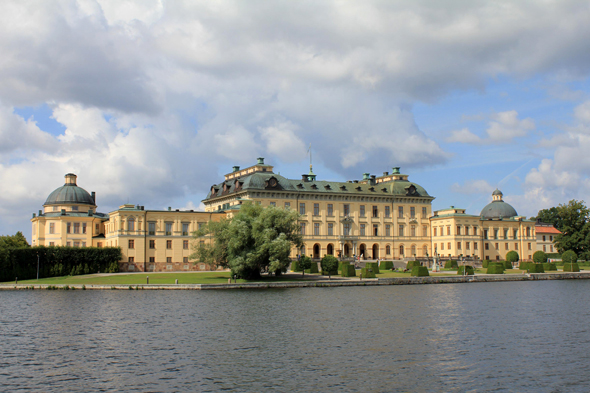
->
38, 210, 42, 216
88, 209, 93, 216
91, 191, 96, 204
168, 207, 171, 211
370, 175, 376, 185
257, 157, 265, 165
65, 173, 77, 186
392, 167, 400, 174
61, 209, 66, 215
362, 173, 370, 180
383, 171, 389, 176
32, 213, 36, 218
232, 165, 240, 172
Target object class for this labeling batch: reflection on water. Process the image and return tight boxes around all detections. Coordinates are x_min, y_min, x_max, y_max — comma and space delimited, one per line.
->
1, 281, 590, 392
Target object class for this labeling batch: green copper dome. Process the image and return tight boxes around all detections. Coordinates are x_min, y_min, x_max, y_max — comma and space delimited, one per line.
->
44, 174, 95, 206
480, 189, 517, 219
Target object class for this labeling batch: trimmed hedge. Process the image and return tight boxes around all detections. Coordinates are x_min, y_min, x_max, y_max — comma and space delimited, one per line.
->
528, 263, 545, 273
562, 250, 578, 264
411, 266, 429, 277
457, 265, 474, 275
0, 246, 121, 282
533, 251, 548, 264
379, 261, 393, 270
291, 260, 302, 272
305, 262, 319, 274
482, 260, 492, 268
365, 262, 380, 274
503, 260, 513, 270
563, 263, 580, 272
519, 262, 530, 271
486, 263, 505, 274
543, 262, 557, 271
444, 260, 458, 269
341, 264, 356, 277
360, 267, 376, 278
406, 260, 421, 270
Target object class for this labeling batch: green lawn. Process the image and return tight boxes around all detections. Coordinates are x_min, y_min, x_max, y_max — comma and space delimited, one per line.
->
6, 271, 312, 285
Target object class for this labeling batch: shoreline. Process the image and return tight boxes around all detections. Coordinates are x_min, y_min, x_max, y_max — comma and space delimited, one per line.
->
2, 272, 590, 290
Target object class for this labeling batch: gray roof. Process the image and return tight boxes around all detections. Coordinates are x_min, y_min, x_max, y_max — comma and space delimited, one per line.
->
44, 185, 95, 206
205, 171, 432, 201
480, 200, 518, 219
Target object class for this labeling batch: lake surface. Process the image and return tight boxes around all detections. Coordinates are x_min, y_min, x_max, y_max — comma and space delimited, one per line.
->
1, 281, 590, 392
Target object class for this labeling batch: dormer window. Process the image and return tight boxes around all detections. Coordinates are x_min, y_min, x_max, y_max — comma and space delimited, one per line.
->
369, 187, 375, 192
356, 186, 362, 191
311, 184, 318, 189
324, 184, 332, 190
297, 183, 304, 189
382, 188, 388, 192
340, 186, 347, 191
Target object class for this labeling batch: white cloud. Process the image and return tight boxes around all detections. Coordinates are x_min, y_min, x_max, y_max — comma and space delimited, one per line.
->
450, 179, 494, 195
446, 128, 482, 144
447, 111, 535, 145
259, 121, 307, 163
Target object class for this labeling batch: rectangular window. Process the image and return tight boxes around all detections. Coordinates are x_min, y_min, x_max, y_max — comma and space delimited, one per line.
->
97, 242, 102, 248
165, 222, 173, 236
148, 222, 156, 235
504, 229, 508, 239
270, 201, 276, 207
314, 203, 319, 216
360, 224, 366, 236
72, 206, 78, 211
128, 257, 134, 263
74, 241, 80, 247
447, 226, 450, 236
300, 223, 306, 235
411, 226, 416, 237
327, 204, 333, 216
515, 243, 518, 250
183, 240, 189, 249
182, 223, 189, 236
526, 227, 531, 237
457, 242, 461, 250
360, 205, 365, 217
543, 245, 546, 251
149, 240, 155, 249
399, 225, 404, 237
485, 243, 489, 250
422, 207, 427, 217
505, 243, 509, 250
474, 243, 478, 250
484, 230, 488, 239
514, 229, 518, 239
67, 241, 71, 247
456, 225, 461, 235
473, 227, 478, 236
494, 229, 498, 239
495, 243, 499, 250
542, 235, 546, 241
343, 223, 351, 236
550, 245, 553, 252
344, 204, 350, 216
285, 202, 291, 209
95, 223, 99, 233
167, 257, 172, 263
423, 226, 427, 237
314, 223, 320, 236
73, 223, 80, 234
410, 207, 415, 218
373, 224, 378, 236
464, 226, 469, 236
49, 223, 55, 234
447, 242, 451, 250
300, 203, 306, 215
49, 242, 55, 246
550, 235, 553, 241
82, 223, 87, 234
386, 225, 391, 237
441, 243, 444, 250
372, 206, 378, 218
81, 242, 86, 247
528, 242, 532, 250
466, 242, 470, 250
149, 257, 155, 263
128, 239, 134, 249
198, 222, 205, 230
385, 206, 390, 218
328, 223, 333, 236
167, 240, 172, 249
398, 206, 403, 217
433, 227, 437, 236
183, 257, 189, 263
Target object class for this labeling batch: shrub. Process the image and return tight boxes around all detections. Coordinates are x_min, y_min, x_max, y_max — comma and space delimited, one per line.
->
320, 255, 339, 276
563, 263, 580, 272
482, 260, 492, 268
562, 250, 578, 265
519, 262, 530, 271
457, 265, 474, 275
305, 262, 319, 274
380, 261, 393, 270
411, 266, 429, 277
299, 255, 312, 274
506, 251, 519, 263
444, 260, 458, 269
543, 263, 557, 271
360, 267, 376, 278
533, 251, 548, 264
291, 260, 301, 272
406, 260, 421, 270
365, 262, 380, 274
528, 264, 545, 273
486, 263, 505, 274
341, 264, 356, 277
503, 260, 513, 270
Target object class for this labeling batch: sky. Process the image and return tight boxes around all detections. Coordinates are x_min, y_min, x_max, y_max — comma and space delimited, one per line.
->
3, 0, 590, 241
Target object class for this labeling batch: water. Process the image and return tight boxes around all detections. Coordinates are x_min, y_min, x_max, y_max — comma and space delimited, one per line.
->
1, 281, 590, 392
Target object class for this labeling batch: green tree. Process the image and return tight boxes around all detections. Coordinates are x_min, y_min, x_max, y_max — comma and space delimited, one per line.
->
561, 250, 578, 264
533, 250, 547, 264
321, 255, 339, 279
506, 251, 519, 263
0, 231, 30, 249
536, 200, 590, 259
299, 255, 312, 276
191, 202, 303, 279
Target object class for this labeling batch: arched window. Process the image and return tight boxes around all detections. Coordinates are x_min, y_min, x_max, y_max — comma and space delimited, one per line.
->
128, 218, 135, 231
423, 245, 428, 256
386, 245, 391, 255
411, 245, 416, 257
399, 245, 404, 256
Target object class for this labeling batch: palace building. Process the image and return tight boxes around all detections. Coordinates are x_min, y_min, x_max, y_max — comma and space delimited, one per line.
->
31, 158, 557, 271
